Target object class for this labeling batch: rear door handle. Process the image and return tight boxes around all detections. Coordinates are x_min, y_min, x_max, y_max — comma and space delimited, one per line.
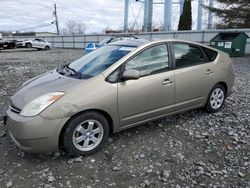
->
162, 79, 173, 85
206, 69, 214, 75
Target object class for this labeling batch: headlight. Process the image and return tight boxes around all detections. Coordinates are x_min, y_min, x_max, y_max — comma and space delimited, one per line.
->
20, 92, 65, 117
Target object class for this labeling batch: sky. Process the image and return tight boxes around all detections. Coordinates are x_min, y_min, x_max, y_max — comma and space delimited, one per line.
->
0, 0, 212, 34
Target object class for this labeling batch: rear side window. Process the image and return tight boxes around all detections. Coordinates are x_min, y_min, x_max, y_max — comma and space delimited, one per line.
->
173, 43, 205, 68
203, 47, 218, 61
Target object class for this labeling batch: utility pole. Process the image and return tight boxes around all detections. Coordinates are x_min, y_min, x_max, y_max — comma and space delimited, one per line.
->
143, 0, 153, 32
54, 3, 59, 35
208, 0, 214, 29
134, 0, 182, 32
179, 0, 184, 16
164, 0, 172, 31
124, 0, 129, 33
197, 0, 203, 30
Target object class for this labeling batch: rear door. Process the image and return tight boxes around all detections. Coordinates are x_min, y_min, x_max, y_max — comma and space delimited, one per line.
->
118, 43, 175, 127
171, 42, 216, 112
36, 39, 44, 48
39, 39, 46, 48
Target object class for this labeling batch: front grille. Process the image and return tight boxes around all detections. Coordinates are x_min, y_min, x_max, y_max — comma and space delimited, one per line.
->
9, 104, 21, 114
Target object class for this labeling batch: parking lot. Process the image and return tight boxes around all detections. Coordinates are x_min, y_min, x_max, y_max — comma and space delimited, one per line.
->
0, 48, 249, 188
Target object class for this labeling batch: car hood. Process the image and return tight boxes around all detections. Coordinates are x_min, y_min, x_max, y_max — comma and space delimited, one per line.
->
11, 69, 82, 110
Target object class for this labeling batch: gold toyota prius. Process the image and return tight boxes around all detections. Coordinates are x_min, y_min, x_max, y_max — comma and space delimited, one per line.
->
4, 39, 234, 156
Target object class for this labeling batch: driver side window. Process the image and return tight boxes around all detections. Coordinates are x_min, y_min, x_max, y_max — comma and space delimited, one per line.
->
125, 44, 169, 77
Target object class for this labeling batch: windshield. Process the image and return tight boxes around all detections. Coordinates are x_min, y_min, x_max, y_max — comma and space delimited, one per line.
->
69, 45, 135, 77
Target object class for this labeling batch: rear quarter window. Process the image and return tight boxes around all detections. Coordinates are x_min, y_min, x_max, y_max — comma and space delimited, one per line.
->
203, 47, 218, 61
173, 43, 205, 68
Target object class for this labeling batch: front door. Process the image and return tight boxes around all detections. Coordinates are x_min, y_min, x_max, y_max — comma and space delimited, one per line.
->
118, 44, 175, 127
32, 39, 40, 48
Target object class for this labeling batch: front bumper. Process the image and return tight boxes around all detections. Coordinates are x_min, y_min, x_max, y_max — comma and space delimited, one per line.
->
17, 43, 26, 47
5, 108, 68, 153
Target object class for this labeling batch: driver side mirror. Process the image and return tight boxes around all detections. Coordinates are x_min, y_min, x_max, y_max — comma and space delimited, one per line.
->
122, 69, 140, 81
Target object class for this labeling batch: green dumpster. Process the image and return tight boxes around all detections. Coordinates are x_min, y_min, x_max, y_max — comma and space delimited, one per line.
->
210, 32, 249, 57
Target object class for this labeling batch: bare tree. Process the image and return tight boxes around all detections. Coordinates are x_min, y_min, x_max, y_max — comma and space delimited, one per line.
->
157, 21, 164, 31
103, 26, 112, 33
62, 20, 86, 35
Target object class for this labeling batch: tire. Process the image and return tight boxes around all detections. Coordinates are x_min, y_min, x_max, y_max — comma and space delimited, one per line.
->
205, 84, 226, 113
63, 111, 110, 156
45, 45, 50, 50
26, 43, 32, 48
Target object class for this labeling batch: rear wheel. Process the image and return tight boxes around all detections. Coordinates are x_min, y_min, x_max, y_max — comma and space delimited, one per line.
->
26, 43, 32, 48
63, 111, 110, 156
206, 84, 226, 113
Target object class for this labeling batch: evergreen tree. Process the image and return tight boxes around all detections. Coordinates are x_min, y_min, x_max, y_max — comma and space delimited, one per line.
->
178, 0, 192, 30
207, 0, 250, 29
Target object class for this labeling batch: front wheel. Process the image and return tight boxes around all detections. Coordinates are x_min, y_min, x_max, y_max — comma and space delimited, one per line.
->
26, 43, 32, 48
45, 45, 50, 50
63, 112, 110, 156
206, 84, 226, 113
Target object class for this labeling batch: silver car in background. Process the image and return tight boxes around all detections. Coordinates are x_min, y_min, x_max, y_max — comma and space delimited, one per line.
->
18, 38, 51, 50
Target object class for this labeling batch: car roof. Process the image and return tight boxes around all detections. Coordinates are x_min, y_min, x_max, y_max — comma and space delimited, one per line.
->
108, 38, 203, 47
109, 39, 149, 47
108, 38, 221, 53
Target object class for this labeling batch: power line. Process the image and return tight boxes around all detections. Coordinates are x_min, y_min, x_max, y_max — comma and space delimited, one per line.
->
130, 3, 137, 24
16, 21, 55, 32
130, 2, 144, 30
1, 3, 55, 32
1, 7, 50, 19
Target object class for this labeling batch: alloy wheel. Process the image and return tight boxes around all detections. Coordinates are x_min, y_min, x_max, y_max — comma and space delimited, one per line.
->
72, 120, 104, 152
209, 88, 225, 110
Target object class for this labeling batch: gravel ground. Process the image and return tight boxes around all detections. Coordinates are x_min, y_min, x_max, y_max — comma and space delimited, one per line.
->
0, 48, 249, 188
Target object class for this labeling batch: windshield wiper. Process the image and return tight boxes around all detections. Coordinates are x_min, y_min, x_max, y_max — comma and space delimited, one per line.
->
57, 64, 92, 79
64, 64, 82, 79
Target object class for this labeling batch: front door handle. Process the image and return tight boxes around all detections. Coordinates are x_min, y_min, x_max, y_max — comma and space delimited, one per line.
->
162, 79, 173, 85
206, 69, 214, 75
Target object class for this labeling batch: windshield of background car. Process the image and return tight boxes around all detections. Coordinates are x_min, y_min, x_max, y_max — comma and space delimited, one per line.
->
87, 43, 94, 48
69, 45, 136, 77
98, 38, 113, 46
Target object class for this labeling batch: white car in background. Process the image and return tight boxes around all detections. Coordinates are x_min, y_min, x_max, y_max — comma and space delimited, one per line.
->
0, 33, 3, 50
18, 38, 51, 50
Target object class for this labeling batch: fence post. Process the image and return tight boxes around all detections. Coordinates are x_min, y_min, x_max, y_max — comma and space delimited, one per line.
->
84, 35, 86, 49
52, 36, 54, 48
201, 31, 205, 43
73, 35, 75, 49
62, 36, 64, 48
